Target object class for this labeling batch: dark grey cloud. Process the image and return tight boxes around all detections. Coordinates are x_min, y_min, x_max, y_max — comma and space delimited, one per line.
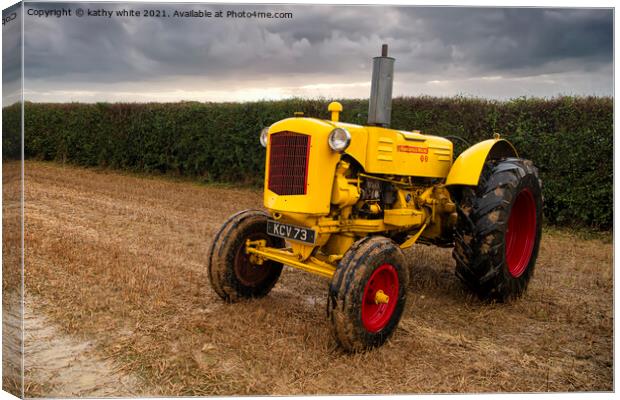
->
3, 3, 23, 105
404, 8, 613, 74
20, 3, 613, 101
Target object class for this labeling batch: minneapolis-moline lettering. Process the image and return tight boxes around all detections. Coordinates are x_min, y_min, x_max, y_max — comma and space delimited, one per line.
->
397, 145, 428, 154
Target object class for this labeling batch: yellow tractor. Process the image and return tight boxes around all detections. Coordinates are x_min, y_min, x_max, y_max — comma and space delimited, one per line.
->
208, 45, 543, 351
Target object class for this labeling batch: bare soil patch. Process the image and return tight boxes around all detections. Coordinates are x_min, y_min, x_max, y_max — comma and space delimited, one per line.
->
24, 296, 146, 397
23, 161, 612, 395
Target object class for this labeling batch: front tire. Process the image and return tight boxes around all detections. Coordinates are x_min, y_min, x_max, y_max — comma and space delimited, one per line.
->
452, 158, 543, 301
208, 209, 284, 302
327, 236, 408, 351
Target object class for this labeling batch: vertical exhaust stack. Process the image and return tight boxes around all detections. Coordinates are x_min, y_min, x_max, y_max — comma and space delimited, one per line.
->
368, 44, 395, 127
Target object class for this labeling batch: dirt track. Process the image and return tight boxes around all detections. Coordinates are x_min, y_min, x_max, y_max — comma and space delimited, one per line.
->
22, 161, 612, 395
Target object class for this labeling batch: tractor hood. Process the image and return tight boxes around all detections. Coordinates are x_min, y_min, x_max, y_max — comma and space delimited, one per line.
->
267, 116, 453, 180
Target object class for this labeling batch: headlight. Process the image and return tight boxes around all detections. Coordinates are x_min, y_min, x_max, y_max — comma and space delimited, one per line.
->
260, 127, 269, 147
328, 128, 351, 152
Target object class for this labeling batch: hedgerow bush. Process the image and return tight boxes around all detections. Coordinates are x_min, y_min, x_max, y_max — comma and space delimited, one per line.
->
3, 96, 612, 229
2, 102, 21, 160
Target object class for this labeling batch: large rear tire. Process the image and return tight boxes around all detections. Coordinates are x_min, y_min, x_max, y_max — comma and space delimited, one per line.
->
452, 158, 543, 301
327, 236, 408, 351
208, 209, 284, 302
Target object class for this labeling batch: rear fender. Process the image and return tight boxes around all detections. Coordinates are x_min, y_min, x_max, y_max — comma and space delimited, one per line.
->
445, 139, 518, 186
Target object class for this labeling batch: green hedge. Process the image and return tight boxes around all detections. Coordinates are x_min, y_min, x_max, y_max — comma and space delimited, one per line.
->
2, 102, 21, 161
3, 97, 612, 229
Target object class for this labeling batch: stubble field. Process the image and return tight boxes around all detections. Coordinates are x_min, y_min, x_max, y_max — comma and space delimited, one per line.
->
21, 161, 612, 396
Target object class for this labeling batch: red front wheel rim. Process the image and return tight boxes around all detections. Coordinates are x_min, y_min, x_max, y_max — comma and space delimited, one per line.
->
361, 263, 399, 333
505, 188, 537, 278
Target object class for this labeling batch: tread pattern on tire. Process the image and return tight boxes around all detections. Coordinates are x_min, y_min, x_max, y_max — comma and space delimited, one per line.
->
327, 236, 408, 351
452, 157, 543, 301
208, 209, 284, 302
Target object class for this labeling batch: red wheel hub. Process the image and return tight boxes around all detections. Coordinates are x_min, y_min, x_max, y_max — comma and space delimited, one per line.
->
505, 188, 537, 278
234, 233, 271, 286
361, 263, 399, 333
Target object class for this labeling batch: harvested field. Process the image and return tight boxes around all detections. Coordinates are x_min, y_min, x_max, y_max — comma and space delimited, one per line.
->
23, 161, 612, 396
3, 161, 23, 397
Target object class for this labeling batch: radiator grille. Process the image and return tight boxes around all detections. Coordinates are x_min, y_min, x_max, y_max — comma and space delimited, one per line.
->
268, 131, 310, 195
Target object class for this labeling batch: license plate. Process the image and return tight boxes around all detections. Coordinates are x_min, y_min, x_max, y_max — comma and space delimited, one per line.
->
267, 220, 316, 245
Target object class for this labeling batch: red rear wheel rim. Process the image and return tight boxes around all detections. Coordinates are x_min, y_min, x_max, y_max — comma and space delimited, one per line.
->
505, 188, 537, 278
361, 263, 399, 333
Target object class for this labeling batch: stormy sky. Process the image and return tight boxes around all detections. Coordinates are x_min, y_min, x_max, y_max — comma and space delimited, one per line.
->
4, 3, 615, 103
3, 3, 22, 105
